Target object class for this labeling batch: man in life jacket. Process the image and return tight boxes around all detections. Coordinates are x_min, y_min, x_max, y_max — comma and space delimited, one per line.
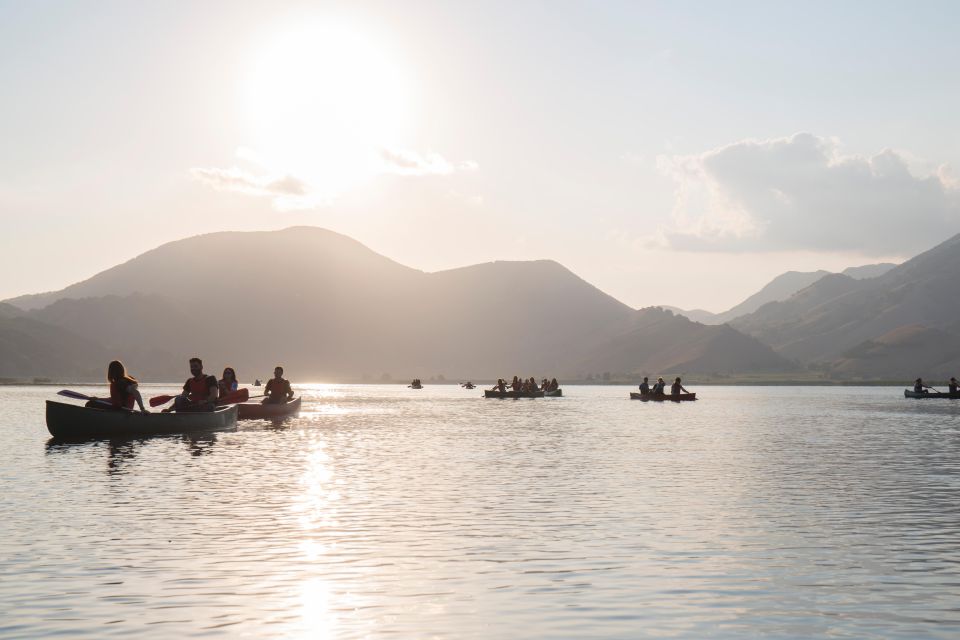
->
172, 357, 219, 412
263, 366, 294, 404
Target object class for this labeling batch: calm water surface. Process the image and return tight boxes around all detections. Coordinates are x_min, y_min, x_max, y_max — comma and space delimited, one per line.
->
2, 384, 959, 638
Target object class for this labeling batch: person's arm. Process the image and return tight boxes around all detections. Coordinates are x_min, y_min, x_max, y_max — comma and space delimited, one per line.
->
286, 381, 294, 400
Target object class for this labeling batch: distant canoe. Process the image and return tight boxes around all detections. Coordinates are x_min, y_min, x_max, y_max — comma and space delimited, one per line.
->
630, 392, 696, 402
544, 389, 563, 397
237, 397, 302, 420
409, 384, 423, 389
46, 400, 237, 439
904, 389, 960, 399
484, 389, 545, 399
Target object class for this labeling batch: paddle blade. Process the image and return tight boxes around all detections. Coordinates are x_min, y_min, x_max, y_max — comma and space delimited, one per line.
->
149, 394, 177, 407
217, 388, 249, 405
58, 389, 91, 401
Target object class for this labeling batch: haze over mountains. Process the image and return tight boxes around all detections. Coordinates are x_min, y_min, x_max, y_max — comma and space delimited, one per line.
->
5, 226, 958, 382
666, 263, 896, 325
1, 227, 791, 381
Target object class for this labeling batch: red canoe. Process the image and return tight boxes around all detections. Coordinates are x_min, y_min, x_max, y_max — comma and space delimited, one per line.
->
236, 397, 302, 420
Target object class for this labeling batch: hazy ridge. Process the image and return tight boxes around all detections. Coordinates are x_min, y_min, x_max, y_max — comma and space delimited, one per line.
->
2, 227, 793, 382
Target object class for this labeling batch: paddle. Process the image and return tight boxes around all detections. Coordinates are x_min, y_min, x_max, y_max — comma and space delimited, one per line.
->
150, 388, 252, 407
57, 389, 115, 409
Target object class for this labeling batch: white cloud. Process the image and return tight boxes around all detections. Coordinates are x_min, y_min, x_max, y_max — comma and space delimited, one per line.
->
191, 147, 478, 210
656, 133, 960, 254
380, 148, 479, 176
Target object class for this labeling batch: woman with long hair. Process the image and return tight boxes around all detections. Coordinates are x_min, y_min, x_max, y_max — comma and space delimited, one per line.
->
88, 360, 148, 412
219, 367, 239, 397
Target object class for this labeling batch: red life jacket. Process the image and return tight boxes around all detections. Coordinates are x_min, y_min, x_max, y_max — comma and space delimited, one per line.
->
110, 380, 135, 410
186, 375, 215, 403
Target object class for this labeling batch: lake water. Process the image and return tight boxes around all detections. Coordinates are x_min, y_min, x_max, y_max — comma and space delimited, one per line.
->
2, 384, 959, 638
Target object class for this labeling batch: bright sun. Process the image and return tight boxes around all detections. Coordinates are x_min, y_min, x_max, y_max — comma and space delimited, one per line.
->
243, 22, 412, 200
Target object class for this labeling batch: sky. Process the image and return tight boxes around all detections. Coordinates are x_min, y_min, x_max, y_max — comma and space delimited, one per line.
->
2, 0, 959, 311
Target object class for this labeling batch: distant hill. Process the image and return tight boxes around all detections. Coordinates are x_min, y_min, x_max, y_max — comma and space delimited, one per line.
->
4, 227, 792, 381
730, 235, 960, 377
829, 324, 960, 379
0, 315, 105, 380
841, 263, 896, 280
572, 307, 795, 377
668, 263, 897, 325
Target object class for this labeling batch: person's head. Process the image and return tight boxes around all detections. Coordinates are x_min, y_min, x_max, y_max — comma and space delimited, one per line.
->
274, 366, 284, 378
107, 360, 127, 383
952, 377, 957, 383
658, 377, 664, 382
222, 367, 236, 382
643, 377, 648, 383
189, 357, 203, 376
916, 378, 922, 383
675, 377, 681, 383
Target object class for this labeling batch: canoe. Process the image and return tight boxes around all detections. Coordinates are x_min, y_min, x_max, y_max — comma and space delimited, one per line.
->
236, 396, 302, 420
904, 389, 960, 399
46, 400, 238, 439
630, 392, 697, 402
409, 384, 423, 389
484, 389, 545, 398
544, 389, 563, 397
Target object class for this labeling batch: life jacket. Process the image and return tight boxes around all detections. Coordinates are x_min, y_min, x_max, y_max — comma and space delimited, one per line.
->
110, 380, 135, 410
186, 375, 216, 403
265, 378, 291, 400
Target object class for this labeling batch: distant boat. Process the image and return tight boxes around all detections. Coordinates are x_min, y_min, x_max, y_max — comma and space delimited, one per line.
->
484, 389, 544, 398
409, 383, 423, 389
254, 379, 262, 387
461, 382, 476, 389
904, 389, 960, 399
630, 392, 696, 402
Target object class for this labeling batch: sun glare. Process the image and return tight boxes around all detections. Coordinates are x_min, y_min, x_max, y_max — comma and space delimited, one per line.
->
243, 22, 412, 198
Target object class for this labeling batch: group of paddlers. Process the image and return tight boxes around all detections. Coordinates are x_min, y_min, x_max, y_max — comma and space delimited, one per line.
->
489, 376, 560, 393
913, 377, 960, 394
87, 358, 295, 413
637, 376, 690, 396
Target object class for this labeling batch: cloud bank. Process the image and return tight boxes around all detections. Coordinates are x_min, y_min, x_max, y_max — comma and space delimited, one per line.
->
657, 133, 960, 254
191, 148, 478, 211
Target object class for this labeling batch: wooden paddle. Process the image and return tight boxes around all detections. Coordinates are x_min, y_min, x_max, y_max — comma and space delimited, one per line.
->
57, 389, 115, 409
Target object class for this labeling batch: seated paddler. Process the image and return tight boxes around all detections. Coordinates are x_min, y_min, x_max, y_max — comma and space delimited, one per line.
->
263, 366, 294, 404
171, 357, 219, 412
88, 359, 148, 413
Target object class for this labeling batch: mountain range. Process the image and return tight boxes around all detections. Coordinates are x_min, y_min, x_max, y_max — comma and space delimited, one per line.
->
1, 227, 793, 382
5, 226, 958, 382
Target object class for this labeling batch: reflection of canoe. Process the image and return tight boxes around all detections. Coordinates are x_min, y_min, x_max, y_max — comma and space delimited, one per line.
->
46, 400, 237, 439
484, 390, 545, 398
904, 389, 960, 399
630, 392, 696, 402
544, 389, 563, 397
237, 397, 302, 420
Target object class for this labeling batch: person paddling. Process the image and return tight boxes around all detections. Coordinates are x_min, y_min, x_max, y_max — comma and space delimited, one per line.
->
671, 377, 690, 396
491, 378, 507, 393
914, 378, 931, 394
88, 360, 148, 413
219, 367, 239, 397
169, 357, 219, 412
638, 377, 650, 395
263, 366, 294, 405
652, 377, 666, 395
950, 377, 959, 394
